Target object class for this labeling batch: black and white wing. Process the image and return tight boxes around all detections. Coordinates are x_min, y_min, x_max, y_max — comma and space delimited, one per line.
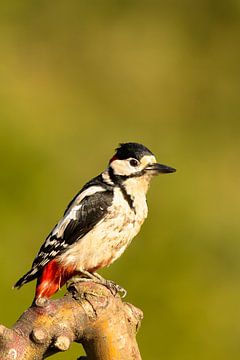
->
14, 184, 113, 288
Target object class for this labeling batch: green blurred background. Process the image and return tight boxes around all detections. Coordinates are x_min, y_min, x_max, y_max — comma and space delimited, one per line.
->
0, 1, 240, 359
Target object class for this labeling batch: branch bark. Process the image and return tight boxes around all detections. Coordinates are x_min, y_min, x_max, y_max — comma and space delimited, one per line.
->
0, 281, 143, 359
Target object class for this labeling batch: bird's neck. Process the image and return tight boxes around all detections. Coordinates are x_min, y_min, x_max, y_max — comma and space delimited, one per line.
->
120, 176, 150, 219
122, 175, 151, 197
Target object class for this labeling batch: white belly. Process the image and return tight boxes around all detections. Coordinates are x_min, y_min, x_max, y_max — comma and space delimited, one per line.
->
59, 188, 148, 271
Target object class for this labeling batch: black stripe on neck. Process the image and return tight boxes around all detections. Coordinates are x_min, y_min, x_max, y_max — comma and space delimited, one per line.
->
119, 184, 134, 210
108, 167, 135, 211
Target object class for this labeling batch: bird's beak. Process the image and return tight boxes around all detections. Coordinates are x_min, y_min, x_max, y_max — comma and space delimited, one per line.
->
145, 163, 176, 175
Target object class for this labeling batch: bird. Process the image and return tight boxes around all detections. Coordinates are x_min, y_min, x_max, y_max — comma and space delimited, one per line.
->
14, 142, 176, 301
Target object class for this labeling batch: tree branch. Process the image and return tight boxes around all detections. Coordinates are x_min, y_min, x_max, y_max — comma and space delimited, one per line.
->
0, 281, 143, 359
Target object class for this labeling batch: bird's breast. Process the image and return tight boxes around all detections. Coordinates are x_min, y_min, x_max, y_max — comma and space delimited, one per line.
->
59, 188, 148, 271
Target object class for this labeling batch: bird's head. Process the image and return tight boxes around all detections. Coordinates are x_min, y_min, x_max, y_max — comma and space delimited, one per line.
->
108, 142, 176, 193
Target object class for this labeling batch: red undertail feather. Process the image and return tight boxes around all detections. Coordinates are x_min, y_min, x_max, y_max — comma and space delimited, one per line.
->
35, 259, 76, 299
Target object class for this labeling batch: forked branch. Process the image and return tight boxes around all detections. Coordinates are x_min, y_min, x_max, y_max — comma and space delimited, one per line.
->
0, 282, 143, 359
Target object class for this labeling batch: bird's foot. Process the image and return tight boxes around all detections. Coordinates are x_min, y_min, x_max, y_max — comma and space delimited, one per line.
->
104, 279, 127, 298
93, 272, 127, 298
67, 271, 127, 298
66, 276, 92, 291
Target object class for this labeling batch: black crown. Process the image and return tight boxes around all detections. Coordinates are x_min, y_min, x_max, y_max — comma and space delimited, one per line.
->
115, 142, 154, 161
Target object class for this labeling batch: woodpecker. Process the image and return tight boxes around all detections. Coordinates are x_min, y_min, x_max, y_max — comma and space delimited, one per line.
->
14, 142, 176, 300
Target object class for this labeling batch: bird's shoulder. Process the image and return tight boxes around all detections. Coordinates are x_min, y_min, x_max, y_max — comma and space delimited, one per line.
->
31, 174, 114, 269
64, 174, 113, 214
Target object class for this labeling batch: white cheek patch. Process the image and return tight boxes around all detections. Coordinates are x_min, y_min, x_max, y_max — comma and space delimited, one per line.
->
111, 159, 133, 176
111, 155, 157, 176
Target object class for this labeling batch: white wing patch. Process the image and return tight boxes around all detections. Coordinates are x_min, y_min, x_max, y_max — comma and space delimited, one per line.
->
73, 186, 106, 205
45, 186, 106, 245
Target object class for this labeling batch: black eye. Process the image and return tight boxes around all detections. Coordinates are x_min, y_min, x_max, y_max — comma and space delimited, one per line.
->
129, 159, 139, 167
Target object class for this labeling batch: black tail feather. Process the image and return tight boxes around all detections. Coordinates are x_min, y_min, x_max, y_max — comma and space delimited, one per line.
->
13, 268, 39, 289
